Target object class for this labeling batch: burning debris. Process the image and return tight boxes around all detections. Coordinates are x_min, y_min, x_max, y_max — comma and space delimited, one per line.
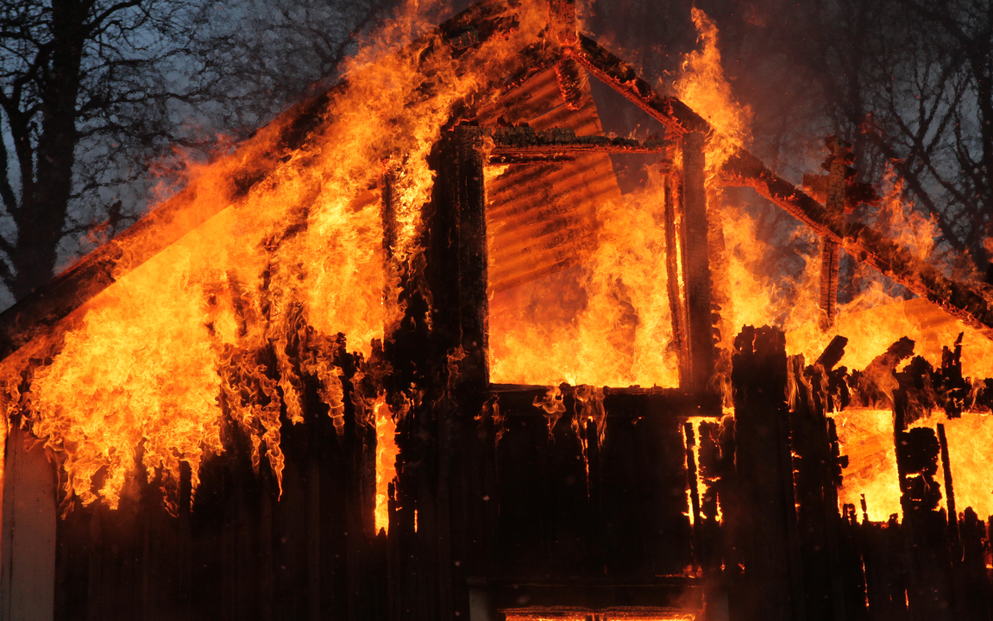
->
0, 1, 991, 620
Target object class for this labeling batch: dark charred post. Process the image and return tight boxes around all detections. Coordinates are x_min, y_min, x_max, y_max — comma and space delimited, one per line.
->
787, 354, 852, 621
936, 424, 959, 547
412, 123, 493, 620
893, 388, 953, 621
729, 326, 804, 621
860, 517, 910, 621
958, 509, 992, 621
681, 132, 716, 393
453, 125, 490, 394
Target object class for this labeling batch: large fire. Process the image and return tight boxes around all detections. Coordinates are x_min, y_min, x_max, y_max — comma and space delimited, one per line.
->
9, 0, 549, 509
0, 0, 988, 544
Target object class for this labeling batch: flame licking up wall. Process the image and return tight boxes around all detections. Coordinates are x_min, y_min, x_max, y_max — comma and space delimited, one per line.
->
7, 0, 548, 511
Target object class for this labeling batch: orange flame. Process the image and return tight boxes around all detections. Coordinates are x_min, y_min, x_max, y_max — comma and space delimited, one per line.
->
673, 7, 752, 174
835, 408, 993, 522
832, 408, 901, 522
488, 168, 679, 387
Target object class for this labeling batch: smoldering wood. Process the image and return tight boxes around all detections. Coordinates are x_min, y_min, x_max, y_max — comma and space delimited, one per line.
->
820, 239, 841, 327
817, 139, 854, 329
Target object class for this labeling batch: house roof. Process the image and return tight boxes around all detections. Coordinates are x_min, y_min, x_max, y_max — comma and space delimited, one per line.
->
0, 0, 990, 374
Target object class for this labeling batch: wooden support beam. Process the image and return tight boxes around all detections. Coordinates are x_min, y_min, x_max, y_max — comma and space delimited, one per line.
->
682, 132, 717, 393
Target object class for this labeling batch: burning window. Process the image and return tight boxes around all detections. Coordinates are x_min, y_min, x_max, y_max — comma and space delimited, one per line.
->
481, 69, 679, 389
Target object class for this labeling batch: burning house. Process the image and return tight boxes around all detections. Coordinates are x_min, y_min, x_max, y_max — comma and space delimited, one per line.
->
1, 0, 993, 620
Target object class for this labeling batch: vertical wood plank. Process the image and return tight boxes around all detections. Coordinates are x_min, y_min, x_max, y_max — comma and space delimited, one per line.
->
681, 131, 715, 393
730, 326, 804, 621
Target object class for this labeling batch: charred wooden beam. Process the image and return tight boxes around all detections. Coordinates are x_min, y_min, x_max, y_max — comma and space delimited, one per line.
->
662, 167, 693, 388
488, 126, 672, 163
681, 132, 717, 393
730, 326, 805, 621
722, 149, 993, 341
571, 33, 993, 341
570, 34, 708, 136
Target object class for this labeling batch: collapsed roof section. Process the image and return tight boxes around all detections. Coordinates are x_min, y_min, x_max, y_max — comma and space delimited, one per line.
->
0, 0, 990, 372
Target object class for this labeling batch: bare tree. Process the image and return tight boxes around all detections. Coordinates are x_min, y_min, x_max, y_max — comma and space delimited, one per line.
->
0, 0, 222, 303
0, 0, 395, 308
